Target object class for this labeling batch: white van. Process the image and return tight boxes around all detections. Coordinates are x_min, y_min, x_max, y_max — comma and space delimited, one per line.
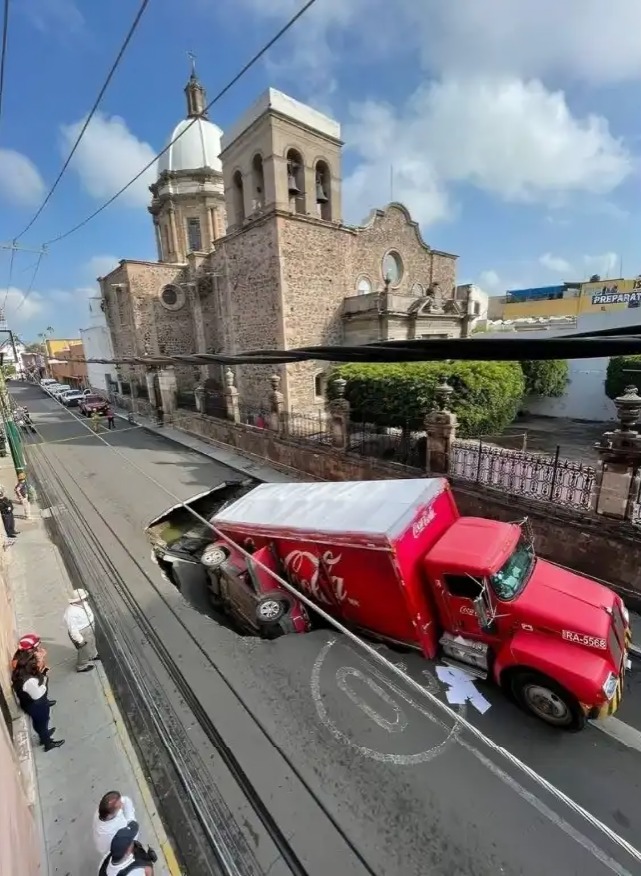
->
40, 378, 57, 387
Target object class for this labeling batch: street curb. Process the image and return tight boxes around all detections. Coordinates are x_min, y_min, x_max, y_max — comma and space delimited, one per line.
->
98, 664, 183, 876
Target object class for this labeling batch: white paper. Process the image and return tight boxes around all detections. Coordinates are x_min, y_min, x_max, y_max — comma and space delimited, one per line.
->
436, 665, 492, 715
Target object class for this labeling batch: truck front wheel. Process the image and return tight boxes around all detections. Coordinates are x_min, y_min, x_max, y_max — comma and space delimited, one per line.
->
510, 671, 586, 732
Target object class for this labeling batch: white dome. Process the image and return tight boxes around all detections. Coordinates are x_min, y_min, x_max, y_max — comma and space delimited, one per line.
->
157, 116, 223, 175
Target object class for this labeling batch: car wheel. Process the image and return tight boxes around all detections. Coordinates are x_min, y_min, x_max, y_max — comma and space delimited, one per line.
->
510, 670, 586, 732
256, 596, 287, 624
201, 545, 228, 569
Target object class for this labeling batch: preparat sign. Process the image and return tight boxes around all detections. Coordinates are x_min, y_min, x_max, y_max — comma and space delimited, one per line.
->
591, 278, 641, 306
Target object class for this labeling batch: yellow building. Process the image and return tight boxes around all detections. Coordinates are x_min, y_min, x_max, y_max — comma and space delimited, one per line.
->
578, 277, 641, 314
499, 285, 581, 320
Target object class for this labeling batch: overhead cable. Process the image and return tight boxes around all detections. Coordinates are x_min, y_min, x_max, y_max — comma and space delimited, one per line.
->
15, 0, 151, 240
0, 0, 10, 127
42, 0, 319, 246
12, 247, 46, 316
31, 331, 641, 369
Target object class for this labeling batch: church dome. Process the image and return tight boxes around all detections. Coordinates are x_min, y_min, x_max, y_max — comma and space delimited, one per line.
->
157, 116, 223, 175
156, 69, 223, 176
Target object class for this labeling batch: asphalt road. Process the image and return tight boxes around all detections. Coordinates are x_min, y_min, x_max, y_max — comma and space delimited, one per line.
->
14, 382, 641, 876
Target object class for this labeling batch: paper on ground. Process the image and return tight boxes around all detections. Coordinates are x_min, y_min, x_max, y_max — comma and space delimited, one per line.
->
436, 665, 492, 715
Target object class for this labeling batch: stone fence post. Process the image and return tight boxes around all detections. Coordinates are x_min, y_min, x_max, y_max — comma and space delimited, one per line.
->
328, 377, 350, 449
424, 378, 458, 474
156, 367, 177, 423
194, 383, 205, 414
268, 374, 285, 434
224, 368, 240, 423
591, 385, 641, 520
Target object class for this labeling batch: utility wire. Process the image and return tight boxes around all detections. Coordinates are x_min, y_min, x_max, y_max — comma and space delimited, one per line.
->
17, 385, 641, 871
0, 0, 9, 127
43, 0, 319, 246
2, 240, 15, 313
12, 247, 46, 316
14, 0, 151, 240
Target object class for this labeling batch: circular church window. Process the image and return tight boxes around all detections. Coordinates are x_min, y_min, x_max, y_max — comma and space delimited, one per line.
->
160, 284, 185, 311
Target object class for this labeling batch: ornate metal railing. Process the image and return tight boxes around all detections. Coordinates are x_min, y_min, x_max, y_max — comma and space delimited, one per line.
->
450, 439, 595, 510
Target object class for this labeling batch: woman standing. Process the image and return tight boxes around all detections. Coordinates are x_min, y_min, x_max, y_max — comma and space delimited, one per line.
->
11, 652, 64, 751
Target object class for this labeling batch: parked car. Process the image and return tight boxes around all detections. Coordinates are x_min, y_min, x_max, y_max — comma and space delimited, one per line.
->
79, 394, 108, 416
40, 378, 57, 388
60, 390, 86, 407
50, 384, 71, 399
44, 383, 64, 395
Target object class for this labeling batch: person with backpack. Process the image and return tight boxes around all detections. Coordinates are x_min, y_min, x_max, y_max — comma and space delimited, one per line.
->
98, 825, 154, 876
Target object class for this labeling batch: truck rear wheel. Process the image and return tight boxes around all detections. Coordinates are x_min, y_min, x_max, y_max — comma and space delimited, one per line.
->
510, 671, 586, 732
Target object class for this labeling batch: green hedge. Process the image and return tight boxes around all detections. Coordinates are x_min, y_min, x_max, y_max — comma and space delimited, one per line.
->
606, 355, 641, 400
329, 361, 525, 438
520, 359, 568, 397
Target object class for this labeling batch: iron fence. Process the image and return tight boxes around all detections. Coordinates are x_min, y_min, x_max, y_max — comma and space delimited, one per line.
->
203, 390, 228, 419
285, 410, 332, 444
238, 404, 269, 428
450, 439, 595, 510
348, 419, 425, 469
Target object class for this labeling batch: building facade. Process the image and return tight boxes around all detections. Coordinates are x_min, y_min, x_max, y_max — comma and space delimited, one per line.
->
45, 339, 87, 387
80, 297, 118, 392
100, 74, 470, 412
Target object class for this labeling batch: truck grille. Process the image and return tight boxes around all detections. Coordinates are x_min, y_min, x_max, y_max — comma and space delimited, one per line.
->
609, 626, 623, 670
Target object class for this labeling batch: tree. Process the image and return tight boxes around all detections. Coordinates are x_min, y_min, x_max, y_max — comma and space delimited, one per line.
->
1, 364, 15, 377
520, 360, 568, 397
328, 361, 525, 438
605, 355, 641, 400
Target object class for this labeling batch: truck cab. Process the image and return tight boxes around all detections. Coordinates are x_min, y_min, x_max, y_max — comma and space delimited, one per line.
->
424, 516, 629, 730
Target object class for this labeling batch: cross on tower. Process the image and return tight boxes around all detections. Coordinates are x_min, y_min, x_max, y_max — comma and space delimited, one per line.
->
187, 51, 197, 76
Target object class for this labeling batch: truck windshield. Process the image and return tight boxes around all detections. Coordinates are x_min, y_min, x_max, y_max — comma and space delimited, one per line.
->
489, 539, 535, 600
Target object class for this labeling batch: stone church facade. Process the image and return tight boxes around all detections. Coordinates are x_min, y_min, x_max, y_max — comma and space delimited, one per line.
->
99, 72, 474, 412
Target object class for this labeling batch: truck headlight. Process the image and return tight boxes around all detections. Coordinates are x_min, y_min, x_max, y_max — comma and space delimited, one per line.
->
602, 672, 618, 701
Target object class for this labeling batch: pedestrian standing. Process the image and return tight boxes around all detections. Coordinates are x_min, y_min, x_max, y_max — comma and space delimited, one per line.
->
11, 651, 64, 751
15, 472, 31, 520
63, 588, 99, 672
0, 487, 19, 538
93, 790, 157, 864
98, 825, 154, 876
106, 406, 115, 430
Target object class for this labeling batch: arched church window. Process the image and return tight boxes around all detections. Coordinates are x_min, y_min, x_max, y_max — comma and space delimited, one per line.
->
286, 148, 305, 215
233, 170, 245, 224
186, 217, 202, 253
382, 250, 403, 287
314, 371, 326, 399
356, 277, 372, 295
314, 160, 331, 221
252, 154, 265, 212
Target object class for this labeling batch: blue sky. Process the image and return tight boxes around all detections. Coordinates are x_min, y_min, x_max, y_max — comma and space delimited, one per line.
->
1, 0, 640, 339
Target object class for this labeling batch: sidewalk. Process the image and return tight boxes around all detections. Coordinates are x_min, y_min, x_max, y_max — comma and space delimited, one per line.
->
115, 407, 301, 484
0, 456, 179, 876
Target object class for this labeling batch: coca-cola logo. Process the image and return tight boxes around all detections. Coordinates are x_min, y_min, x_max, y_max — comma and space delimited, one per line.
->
284, 549, 348, 605
412, 508, 436, 539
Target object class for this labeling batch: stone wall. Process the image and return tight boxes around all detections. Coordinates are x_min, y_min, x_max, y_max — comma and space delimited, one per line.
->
171, 408, 641, 609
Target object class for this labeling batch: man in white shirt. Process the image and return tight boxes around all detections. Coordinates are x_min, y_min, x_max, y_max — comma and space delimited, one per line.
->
93, 791, 157, 865
63, 588, 98, 672
98, 825, 154, 876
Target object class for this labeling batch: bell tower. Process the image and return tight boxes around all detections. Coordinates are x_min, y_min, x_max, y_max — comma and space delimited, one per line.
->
219, 88, 343, 231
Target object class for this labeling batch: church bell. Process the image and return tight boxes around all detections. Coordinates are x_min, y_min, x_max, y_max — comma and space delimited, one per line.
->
315, 179, 329, 203
287, 164, 300, 195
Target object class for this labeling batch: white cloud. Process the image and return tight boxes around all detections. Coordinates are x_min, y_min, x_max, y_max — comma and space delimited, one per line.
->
1, 287, 45, 323
60, 112, 157, 208
225, 0, 641, 87
539, 253, 573, 274
582, 252, 620, 278
85, 255, 119, 279
344, 77, 630, 226
0, 149, 46, 206
478, 270, 503, 294
23, 0, 85, 36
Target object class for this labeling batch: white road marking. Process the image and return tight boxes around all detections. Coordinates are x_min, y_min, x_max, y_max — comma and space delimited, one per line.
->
590, 716, 641, 752
335, 667, 408, 733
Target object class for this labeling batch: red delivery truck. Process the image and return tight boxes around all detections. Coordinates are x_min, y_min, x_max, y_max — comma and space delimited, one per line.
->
146, 477, 631, 731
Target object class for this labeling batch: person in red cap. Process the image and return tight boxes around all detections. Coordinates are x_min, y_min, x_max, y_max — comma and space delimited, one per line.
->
10, 634, 55, 706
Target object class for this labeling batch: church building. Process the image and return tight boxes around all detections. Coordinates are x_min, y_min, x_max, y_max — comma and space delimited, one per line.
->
99, 69, 476, 412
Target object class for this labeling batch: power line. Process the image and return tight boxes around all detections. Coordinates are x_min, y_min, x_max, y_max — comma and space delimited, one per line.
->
12, 247, 46, 316
14, 0, 151, 240
2, 239, 15, 313
17, 388, 641, 870
43, 0, 319, 247
0, 0, 10, 127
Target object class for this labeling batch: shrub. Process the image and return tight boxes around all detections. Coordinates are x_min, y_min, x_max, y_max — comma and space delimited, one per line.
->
520, 359, 568, 397
328, 361, 525, 438
606, 355, 641, 400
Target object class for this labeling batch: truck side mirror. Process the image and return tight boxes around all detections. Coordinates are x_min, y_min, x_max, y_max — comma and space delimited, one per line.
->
473, 592, 495, 633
